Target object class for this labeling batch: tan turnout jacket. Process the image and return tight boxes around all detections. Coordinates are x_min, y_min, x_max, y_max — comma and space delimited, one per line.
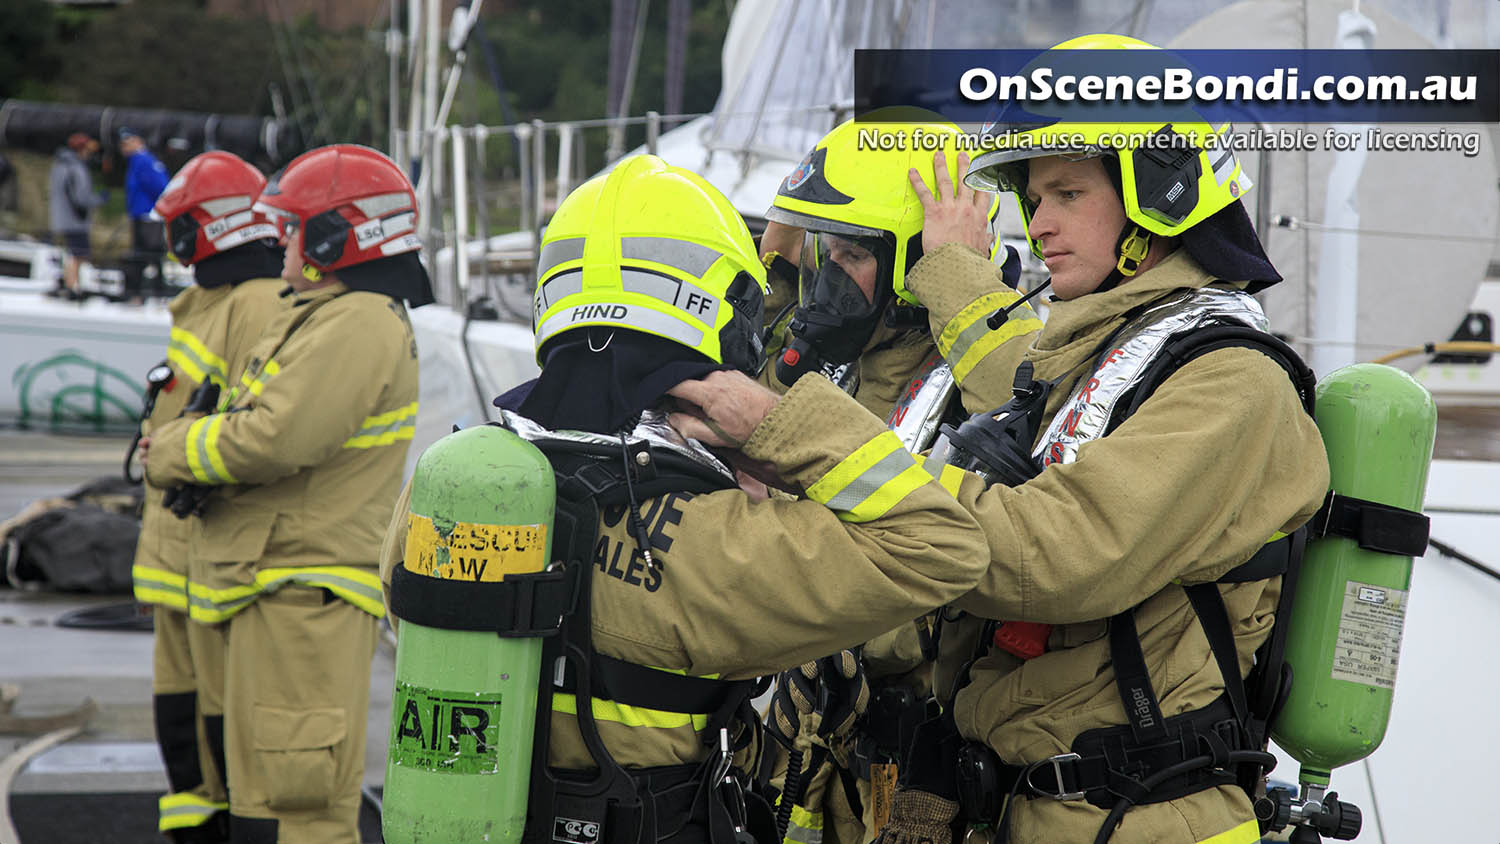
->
132, 278, 285, 611
758, 246, 1043, 844
773, 246, 1331, 844
146, 282, 420, 622
380, 372, 990, 774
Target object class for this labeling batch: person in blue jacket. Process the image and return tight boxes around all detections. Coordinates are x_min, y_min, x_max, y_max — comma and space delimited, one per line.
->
120, 127, 171, 298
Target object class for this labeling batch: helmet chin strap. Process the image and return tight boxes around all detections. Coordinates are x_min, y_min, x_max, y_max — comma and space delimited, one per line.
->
1097, 223, 1151, 294
301, 263, 324, 282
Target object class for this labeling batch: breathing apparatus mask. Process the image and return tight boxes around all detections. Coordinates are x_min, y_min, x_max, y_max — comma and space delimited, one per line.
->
774, 231, 898, 386
935, 361, 1053, 488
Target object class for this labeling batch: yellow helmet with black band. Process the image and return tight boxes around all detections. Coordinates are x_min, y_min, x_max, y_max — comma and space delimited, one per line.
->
965, 34, 1252, 271
767, 108, 995, 306
532, 154, 769, 373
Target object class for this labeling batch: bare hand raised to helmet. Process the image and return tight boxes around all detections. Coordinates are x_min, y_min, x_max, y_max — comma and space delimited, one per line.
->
909, 151, 993, 258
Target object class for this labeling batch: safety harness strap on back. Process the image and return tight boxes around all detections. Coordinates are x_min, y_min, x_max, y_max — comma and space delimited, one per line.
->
520, 438, 766, 844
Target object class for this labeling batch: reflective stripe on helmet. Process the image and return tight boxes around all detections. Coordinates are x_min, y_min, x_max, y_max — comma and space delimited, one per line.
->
535, 299, 705, 352
620, 236, 723, 277
211, 222, 278, 254
537, 237, 587, 281
537, 268, 726, 345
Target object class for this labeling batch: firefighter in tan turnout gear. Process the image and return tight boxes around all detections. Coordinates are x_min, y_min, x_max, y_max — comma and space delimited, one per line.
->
379, 154, 991, 844
130, 151, 286, 843
142, 144, 433, 844
671, 35, 1331, 844
753, 113, 1040, 844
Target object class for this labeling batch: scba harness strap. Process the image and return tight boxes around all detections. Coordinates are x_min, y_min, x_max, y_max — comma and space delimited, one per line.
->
955, 327, 1309, 844
514, 433, 775, 844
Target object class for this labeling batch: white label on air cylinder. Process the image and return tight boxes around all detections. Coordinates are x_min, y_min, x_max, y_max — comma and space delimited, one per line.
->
1331, 580, 1407, 688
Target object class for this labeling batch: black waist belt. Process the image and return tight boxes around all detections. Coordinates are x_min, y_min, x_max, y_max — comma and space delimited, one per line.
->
557, 654, 756, 718
956, 697, 1248, 819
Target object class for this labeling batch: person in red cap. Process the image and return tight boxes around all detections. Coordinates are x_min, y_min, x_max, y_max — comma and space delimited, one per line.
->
130, 150, 288, 844
48, 132, 105, 298
141, 144, 433, 843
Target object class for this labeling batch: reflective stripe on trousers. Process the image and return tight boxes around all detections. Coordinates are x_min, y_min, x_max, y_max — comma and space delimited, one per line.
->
182, 565, 386, 623
159, 792, 229, 831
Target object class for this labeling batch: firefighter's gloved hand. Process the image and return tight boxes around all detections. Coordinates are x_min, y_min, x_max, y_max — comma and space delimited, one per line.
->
768, 660, 820, 747
817, 649, 869, 739
768, 651, 869, 746
871, 788, 960, 844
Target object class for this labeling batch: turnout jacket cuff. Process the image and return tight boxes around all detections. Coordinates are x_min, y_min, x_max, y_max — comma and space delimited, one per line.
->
742, 374, 895, 492
143, 415, 199, 488
909, 243, 1043, 408
904, 243, 1003, 319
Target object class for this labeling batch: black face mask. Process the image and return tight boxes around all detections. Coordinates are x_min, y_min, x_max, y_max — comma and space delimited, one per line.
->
774, 232, 896, 386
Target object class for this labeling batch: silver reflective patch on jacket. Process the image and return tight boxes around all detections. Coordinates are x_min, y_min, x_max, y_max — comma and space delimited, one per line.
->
1032, 288, 1268, 467
886, 351, 957, 453
500, 408, 736, 483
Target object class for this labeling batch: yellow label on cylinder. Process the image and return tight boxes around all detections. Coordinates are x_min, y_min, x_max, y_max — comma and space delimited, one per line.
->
404, 513, 547, 581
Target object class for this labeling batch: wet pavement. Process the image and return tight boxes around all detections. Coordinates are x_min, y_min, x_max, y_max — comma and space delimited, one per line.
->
0, 429, 392, 842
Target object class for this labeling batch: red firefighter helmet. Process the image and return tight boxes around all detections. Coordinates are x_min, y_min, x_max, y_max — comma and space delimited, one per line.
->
151, 151, 278, 265
252, 144, 421, 272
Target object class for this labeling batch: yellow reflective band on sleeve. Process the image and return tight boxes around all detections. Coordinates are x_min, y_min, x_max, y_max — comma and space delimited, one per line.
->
1268, 531, 1287, 543
806, 431, 929, 523
158, 792, 229, 831
921, 452, 966, 496
238, 359, 281, 397
550, 693, 711, 731
1194, 819, 1261, 844
783, 803, 824, 844
133, 565, 188, 611
937, 291, 1043, 382
936, 463, 965, 497
185, 565, 386, 623
186, 414, 238, 485
168, 327, 229, 388
344, 401, 418, 449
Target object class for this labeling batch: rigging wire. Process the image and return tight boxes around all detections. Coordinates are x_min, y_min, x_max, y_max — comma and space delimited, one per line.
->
1274, 214, 1500, 245
262, 0, 314, 145
268, 0, 335, 144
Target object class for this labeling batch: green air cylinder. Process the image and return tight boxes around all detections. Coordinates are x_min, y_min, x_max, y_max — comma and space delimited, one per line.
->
383, 425, 555, 844
1271, 363, 1436, 787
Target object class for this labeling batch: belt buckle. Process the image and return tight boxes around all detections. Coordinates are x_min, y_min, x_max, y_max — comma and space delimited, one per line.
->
1026, 752, 1085, 801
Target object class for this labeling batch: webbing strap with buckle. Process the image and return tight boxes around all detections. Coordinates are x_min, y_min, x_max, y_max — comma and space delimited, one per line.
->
1312, 490, 1430, 557
968, 697, 1248, 814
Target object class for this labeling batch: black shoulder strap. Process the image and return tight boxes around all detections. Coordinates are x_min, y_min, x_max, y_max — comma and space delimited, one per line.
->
1100, 325, 1317, 797
522, 438, 757, 844
1107, 324, 1317, 436
524, 454, 644, 844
